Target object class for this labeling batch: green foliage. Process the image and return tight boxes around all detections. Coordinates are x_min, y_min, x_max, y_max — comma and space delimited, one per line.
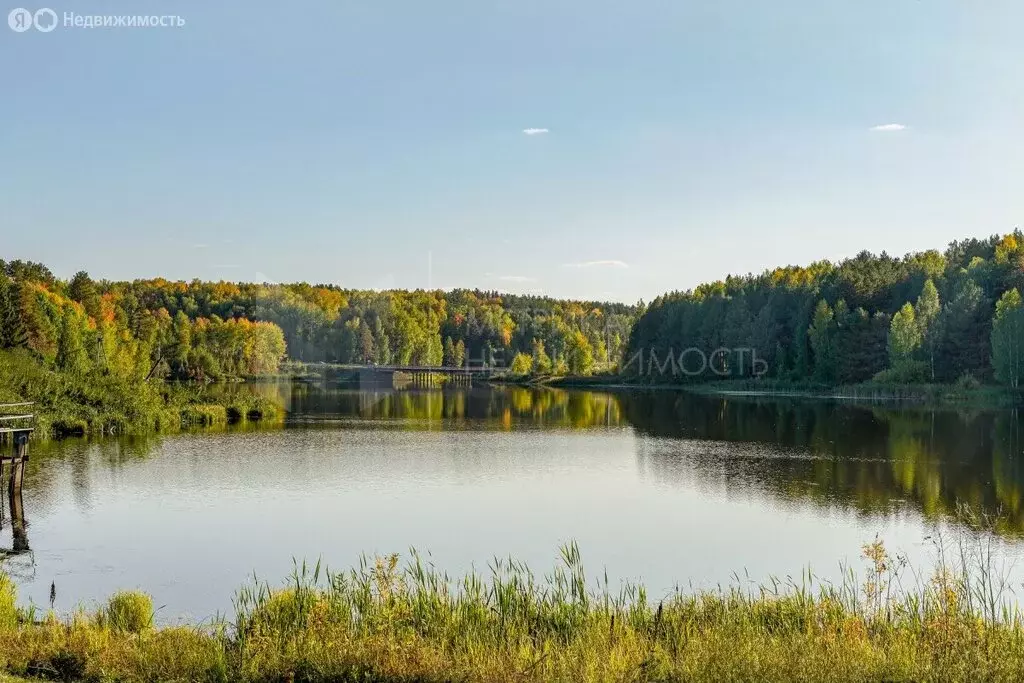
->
532, 338, 552, 374
1, 537, 1024, 681
627, 231, 1022, 388
180, 404, 229, 426
873, 360, 929, 384
509, 352, 533, 375
100, 590, 153, 633
991, 288, 1024, 388
0, 575, 17, 630
564, 330, 594, 376
808, 299, 836, 382
888, 303, 922, 367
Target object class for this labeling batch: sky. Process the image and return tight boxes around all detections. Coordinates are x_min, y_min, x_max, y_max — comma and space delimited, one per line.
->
2, 0, 1023, 303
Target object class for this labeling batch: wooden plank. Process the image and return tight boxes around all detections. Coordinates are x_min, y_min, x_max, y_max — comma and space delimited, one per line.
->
0, 415, 33, 422
0, 428, 34, 436
0, 403, 33, 409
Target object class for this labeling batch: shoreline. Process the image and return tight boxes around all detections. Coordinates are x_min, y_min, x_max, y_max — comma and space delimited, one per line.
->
0, 538, 1019, 682
502, 375, 1022, 407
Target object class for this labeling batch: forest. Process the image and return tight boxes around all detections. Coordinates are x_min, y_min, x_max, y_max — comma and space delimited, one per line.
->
4, 228, 1024, 438
0, 258, 635, 434
625, 231, 1024, 389
0, 261, 634, 380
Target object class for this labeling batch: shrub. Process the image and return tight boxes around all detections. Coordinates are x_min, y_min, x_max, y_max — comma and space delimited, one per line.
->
101, 590, 153, 633
872, 360, 929, 385
0, 574, 18, 629
180, 404, 228, 427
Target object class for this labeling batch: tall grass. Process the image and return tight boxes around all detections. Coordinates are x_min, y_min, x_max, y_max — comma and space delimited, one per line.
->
0, 529, 1023, 681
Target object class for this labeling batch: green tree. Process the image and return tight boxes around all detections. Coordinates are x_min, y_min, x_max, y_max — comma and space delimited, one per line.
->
509, 352, 533, 375
443, 336, 456, 366
808, 300, 836, 382
67, 270, 101, 319
565, 331, 595, 376
532, 338, 552, 374
0, 275, 18, 348
888, 303, 921, 367
914, 279, 941, 380
992, 288, 1024, 388
453, 339, 466, 368
169, 311, 192, 377
358, 321, 375, 363
56, 312, 88, 375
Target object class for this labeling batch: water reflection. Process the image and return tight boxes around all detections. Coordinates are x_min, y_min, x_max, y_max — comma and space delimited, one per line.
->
213, 383, 1024, 532
618, 393, 1024, 534
231, 383, 628, 431
14, 384, 1024, 620
25, 386, 1024, 537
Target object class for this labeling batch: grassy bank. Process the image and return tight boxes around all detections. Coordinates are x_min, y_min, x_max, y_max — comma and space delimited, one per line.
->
0, 350, 282, 439
0, 539, 1022, 681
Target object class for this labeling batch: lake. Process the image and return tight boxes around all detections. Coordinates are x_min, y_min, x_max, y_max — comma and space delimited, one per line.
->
6, 383, 1024, 623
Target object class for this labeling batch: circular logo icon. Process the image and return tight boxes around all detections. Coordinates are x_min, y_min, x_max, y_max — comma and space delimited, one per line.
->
8, 7, 33, 31
33, 7, 57, 32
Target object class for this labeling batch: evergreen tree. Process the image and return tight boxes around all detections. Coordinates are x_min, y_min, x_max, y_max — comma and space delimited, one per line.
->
532, 338, 552, 374
443, 336, 456, 366
0, 275, 17, 348
808, 300, 836, 382
453, 339, 466, 368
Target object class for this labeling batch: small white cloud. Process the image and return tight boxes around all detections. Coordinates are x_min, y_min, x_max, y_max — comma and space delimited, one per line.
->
192, 243, 209, 249
214, 264, 241, 269
562, 260, 629, 269
523, 128, 549, 136
496, 275, 537, 283
869, 123, 907, 132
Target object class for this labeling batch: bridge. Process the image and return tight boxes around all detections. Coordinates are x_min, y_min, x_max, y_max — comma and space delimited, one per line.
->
326, 364, 507, 388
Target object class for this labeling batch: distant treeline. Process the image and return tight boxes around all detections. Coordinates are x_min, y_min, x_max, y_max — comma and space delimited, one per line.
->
626, 231, 1024, 388
0, 260, 636, 381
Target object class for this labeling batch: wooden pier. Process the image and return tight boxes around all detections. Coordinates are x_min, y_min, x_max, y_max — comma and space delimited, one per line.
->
0, 403, 33, 555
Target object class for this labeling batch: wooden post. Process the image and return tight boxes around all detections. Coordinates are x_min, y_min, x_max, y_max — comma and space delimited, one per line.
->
9, 431, 28, 553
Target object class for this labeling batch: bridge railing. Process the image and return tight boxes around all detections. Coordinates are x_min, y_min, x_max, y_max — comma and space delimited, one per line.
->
0, 403, 35, 437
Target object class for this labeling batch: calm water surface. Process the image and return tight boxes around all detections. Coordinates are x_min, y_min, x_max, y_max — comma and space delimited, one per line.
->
7, 384, 1024, 622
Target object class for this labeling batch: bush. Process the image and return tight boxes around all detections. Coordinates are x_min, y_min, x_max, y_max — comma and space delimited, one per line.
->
180, 404, 228, 427
101, 591, 153, 633
872, 360, 929, 385
0, 574, 18, 629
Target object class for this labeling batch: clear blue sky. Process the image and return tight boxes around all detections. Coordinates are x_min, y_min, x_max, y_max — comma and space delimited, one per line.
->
2, 0, 1022, 303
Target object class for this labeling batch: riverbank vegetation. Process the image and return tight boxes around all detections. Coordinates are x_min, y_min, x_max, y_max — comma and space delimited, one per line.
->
627, 231, 1024, 394
0, 537, 1020, 682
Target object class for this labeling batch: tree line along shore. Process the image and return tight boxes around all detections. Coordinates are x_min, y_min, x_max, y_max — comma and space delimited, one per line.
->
4, 230, 1024, 437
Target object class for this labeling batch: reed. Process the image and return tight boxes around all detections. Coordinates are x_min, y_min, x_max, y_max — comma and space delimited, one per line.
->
0, 529, 1022, 681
